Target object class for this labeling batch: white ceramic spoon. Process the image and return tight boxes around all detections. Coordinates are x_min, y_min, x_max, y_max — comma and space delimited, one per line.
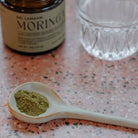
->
8, 82, 138, 129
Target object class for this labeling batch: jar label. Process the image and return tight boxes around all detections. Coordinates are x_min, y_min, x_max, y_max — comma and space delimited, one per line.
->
0, 1, 65, 53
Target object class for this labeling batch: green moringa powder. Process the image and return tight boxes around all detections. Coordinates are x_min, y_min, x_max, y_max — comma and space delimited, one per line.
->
14, 90, 49, 116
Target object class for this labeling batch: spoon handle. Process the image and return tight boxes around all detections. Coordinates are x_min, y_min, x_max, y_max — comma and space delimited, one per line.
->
58, 105, 138, 129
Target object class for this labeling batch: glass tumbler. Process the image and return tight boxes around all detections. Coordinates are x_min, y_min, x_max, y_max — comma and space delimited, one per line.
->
75, 0, 138, 61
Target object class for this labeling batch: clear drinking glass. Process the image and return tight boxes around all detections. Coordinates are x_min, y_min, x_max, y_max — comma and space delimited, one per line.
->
75, 0, 138, 61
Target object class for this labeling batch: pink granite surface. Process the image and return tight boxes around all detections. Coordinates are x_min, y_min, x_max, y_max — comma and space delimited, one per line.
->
0, 1, 138, 138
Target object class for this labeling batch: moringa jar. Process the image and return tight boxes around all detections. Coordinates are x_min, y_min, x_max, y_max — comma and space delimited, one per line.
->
0, 0, 65, 53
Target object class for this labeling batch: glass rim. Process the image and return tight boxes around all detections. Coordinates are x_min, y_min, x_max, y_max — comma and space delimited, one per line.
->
78, 10, 138, 29
76, 1, 138, 28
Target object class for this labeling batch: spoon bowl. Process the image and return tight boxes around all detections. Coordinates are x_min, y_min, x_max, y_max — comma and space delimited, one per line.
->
8, 82, 138, 128
8, 82, 67, 123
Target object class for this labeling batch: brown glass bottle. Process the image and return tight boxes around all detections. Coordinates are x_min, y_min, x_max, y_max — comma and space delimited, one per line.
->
0, 0, 65, 53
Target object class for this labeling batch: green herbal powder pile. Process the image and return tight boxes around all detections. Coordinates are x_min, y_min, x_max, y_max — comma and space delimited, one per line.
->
14, 90, 49, 116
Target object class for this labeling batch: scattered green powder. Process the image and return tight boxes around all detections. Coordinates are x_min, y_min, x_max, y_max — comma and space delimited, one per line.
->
14, 90, 49, 116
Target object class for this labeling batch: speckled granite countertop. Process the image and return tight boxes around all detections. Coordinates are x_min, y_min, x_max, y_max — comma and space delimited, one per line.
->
0, 1, 138, 138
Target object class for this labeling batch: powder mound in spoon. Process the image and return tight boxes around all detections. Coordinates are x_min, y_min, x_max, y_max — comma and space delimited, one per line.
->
14, 90, 49, 116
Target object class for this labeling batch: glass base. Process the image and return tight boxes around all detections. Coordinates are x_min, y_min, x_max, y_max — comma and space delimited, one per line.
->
81, 25, 138, 61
